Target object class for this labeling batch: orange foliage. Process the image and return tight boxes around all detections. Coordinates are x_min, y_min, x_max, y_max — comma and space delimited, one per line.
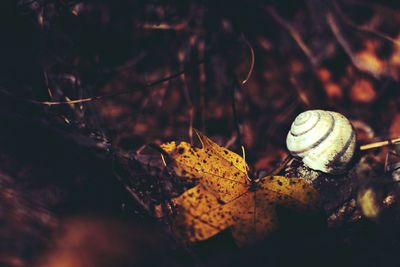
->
354, 51, 386, 78
390, 113, 400, 137
325, 82, 343, 99
289, 59, 304, 74
317, 68, 343, 99
318, 68, 331, 82
350, 79, 376, 103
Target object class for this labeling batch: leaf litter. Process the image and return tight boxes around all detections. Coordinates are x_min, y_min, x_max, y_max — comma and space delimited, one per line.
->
160, 130, 319, 246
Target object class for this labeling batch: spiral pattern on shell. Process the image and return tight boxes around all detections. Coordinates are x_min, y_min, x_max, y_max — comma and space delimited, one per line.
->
286, 110, 356, 174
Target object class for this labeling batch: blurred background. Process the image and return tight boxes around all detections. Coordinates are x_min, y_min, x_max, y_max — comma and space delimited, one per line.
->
1, 0, 400, 266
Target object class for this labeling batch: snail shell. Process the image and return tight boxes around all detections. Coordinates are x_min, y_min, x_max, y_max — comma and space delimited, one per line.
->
286, 110, 356, 174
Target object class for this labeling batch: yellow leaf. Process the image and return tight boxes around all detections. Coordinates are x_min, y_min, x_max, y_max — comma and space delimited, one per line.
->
160, 131, 319, 246
358, 188, 380, 219
160, 132, 249, 203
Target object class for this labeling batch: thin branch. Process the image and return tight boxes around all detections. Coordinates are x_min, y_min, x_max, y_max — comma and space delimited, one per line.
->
42, 68, 53, 99
140, 22, 188, 31
326, 12, 384, 79
177, 52, 195, 144
265, 6, 317, 66
267, 154, 292, 176
197, 40, 206, 132
240, 33, 255, 85
102, 52, 146, 74
0, 59, 205, 106
326, 12, 355, 61
232, 79, 243, 148
136, 10, 199, 33
360, 137, 400, 151
344, 0, 400, 17
333, 1, 400, 47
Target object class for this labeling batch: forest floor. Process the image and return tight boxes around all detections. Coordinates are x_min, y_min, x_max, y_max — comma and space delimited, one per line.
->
1, 1, 400, 267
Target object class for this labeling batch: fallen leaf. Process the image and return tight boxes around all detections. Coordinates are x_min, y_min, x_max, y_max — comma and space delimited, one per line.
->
389, 113, 400, 137
318, 68, 332, 82
324, 82, 343, 99
350, 79, 376, 103
160, 131, 319, 246
354, 51, 387, 78
358, 188, 380, 220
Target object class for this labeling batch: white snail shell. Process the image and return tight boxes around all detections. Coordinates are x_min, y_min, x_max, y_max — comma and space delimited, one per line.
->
286, 110, 356, 174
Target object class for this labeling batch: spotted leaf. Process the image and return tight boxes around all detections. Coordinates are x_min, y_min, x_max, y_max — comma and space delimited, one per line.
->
160, 131, 319, 245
